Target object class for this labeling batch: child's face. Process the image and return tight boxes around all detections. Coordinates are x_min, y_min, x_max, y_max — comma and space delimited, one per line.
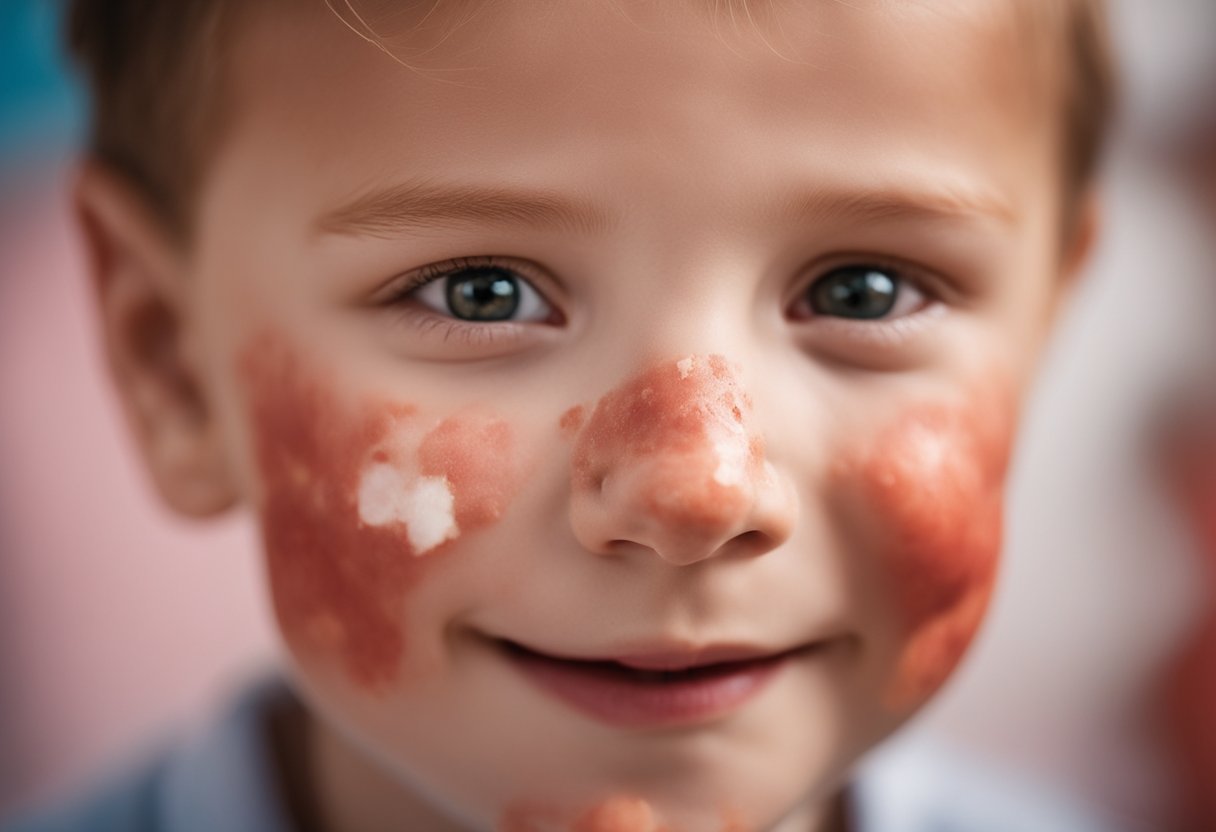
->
183, 1, 1071, 828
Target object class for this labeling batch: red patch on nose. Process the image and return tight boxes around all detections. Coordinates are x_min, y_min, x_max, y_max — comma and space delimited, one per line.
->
572, 356, 761, 534
836, 384, 1014, 710
240, 334, 515, 690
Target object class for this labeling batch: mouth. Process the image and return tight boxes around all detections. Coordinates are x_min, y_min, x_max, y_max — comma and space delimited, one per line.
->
495, 638, 816, 729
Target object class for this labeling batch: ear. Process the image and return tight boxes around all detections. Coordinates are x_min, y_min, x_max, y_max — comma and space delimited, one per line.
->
74, 161, 237, 518
1053, 188, 1102, 306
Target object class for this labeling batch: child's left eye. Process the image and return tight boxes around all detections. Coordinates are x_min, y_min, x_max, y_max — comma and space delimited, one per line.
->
790, 264, 930, 322
410, 262, 554, 323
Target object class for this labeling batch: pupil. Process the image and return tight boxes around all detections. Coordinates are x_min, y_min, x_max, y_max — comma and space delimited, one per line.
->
810, 267, 897, 320
446, 268, 521, 321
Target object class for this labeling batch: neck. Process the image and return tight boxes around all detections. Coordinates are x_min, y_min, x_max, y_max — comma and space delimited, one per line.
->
282, 706, 853, 832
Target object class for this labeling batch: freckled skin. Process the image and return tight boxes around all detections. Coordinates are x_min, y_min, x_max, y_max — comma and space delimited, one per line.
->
240, 335, 516, 690
836, 385, 1014, 710
571, 356, 762, 536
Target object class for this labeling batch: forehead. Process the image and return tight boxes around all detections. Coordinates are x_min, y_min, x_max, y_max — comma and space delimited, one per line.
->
205, 0, 1051, 239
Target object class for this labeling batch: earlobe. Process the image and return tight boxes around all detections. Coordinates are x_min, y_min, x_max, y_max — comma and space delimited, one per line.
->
74, 161, 237, 518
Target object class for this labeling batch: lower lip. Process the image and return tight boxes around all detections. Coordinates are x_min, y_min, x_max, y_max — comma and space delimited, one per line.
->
500, 643, 793, 729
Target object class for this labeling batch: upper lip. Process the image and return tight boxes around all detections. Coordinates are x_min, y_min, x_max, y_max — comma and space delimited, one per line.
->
500, 639, 809, 671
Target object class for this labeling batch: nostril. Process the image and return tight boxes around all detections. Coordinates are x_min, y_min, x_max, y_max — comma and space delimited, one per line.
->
728, 530, 783, 558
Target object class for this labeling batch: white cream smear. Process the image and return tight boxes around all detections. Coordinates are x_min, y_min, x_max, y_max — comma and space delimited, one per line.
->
356, 461, 459, 554
711, 423, 749, 486
673, 355, 753, 488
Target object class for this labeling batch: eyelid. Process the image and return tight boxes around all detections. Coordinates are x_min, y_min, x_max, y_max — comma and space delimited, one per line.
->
374, 255, 565, 324
413, 269, 552, 323
375, 255, 531, 301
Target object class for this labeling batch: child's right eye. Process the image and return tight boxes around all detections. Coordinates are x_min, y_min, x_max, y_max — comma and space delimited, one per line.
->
401, 258, 557, 324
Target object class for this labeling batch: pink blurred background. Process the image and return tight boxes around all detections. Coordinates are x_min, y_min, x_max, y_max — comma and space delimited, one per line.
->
1, 1, 1214, 829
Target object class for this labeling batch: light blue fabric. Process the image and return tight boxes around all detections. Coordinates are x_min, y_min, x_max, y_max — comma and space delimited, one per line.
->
2, 678, 295, 832
851, 733, 1115, 832
2, 677, 1114, 832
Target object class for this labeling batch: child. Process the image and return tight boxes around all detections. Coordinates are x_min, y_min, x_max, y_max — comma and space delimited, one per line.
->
8, 0, 1116, 830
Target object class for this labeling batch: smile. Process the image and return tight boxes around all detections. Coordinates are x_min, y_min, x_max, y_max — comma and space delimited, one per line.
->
496, 638, 818, 729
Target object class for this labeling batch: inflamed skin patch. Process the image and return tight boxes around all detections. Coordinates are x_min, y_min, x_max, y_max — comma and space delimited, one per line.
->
240, 333, 517, 690
833, 381, 1015, 710
568, 355, 770, 555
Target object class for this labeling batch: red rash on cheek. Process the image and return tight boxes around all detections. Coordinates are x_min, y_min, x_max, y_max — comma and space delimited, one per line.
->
837, 385, 1014, 710
418, 417, 514, 529
240, 336, 516, 691
570, 356, 762, 534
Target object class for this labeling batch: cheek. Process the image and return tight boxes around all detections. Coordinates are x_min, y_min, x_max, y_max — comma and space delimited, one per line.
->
837, 386, 1014, 710
240, 337, 517, 691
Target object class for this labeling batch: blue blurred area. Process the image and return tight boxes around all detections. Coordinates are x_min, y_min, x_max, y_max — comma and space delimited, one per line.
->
0, 0, 84, 173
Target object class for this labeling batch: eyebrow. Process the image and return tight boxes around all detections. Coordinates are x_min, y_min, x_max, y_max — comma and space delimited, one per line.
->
316, 180, 615, 238
316, 177, 1015, 240
771, 181, 1018, 229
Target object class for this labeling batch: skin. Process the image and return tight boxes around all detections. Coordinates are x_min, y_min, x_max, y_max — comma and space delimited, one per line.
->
241, 333, 519, 689
833, 384, 1015, 710
76, 1, 1097, 830
570, 355, 782, 567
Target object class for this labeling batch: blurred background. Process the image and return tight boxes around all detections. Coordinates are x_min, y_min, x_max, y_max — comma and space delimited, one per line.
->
1, 1, 1213, 829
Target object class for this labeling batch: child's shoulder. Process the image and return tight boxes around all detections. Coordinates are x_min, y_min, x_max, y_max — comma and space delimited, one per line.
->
851, 733, 1117, 832
1, 676, 297, 832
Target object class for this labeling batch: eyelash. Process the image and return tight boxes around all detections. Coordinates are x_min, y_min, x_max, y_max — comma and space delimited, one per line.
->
383, 256, 517, 299
379, 256, 555, 346
380, 255, 941, 346
794, 259, 936, 315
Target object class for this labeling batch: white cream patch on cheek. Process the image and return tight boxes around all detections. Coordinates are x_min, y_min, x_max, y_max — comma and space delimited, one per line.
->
356, 462, 459, 555
401, 476, 459, 553
677, 357, 695, 379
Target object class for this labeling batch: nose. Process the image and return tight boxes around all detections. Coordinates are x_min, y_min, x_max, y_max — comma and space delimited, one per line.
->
569, 355, 796, 566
